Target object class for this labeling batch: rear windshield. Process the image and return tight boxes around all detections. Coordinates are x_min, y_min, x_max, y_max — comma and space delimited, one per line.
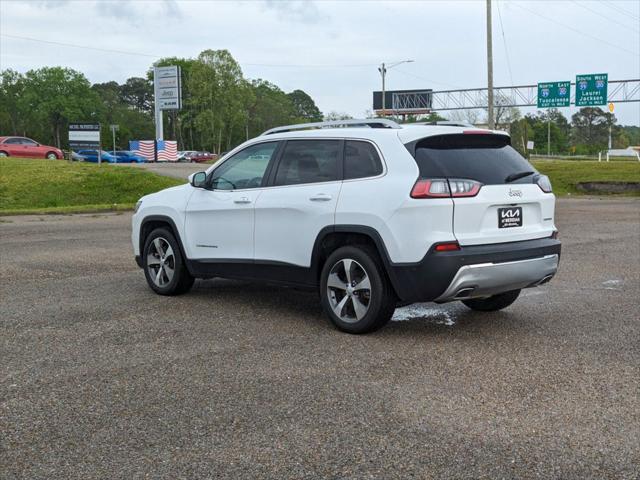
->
409, 134, 536, 185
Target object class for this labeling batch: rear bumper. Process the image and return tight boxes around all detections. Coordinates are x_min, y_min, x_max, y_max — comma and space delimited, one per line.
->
434, 254, 558, 302
387, 237, 561, 303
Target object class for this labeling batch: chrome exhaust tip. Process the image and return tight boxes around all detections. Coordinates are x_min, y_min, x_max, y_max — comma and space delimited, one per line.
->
453, 287, 476, 299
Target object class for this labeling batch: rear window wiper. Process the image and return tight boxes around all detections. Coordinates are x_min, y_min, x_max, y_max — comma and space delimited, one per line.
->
505, 171, 535, 183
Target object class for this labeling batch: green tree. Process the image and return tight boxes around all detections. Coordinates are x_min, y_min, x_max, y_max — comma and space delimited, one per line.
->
0, 69, 26, 135
571, 107, 611, 154
19, 67, 101, 147
287, 89, 322, 122
120, 77, 153, 114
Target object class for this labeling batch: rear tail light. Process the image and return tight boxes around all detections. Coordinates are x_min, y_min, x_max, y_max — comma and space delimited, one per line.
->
411, 178, 482, 198
434, 241, 461, 252
536, 175, 553, 193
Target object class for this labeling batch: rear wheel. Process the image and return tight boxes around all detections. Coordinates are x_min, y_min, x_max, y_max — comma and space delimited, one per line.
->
320, 246, 395, 334
462, 289, 521, 311
143, 228, 194, 295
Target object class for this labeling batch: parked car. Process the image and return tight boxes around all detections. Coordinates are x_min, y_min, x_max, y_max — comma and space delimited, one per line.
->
0, 136, 63, 159
178, 151, 216, 163
71, 151, 87, 162
132, 119, 561, 334
177, 150, 197, 162
74, 150, 118, 163
109, 150, 147, 163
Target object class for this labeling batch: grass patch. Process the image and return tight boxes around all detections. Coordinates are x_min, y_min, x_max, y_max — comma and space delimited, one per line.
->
0, 158, 183, 214
532, 160, 640, 196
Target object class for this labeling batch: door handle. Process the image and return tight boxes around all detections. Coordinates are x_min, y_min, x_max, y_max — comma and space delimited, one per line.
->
234, 197, 252, 204
309, 194, 332, 202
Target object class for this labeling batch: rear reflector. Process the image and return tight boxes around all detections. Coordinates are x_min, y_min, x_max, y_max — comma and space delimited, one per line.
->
411, 178, 482, 198
435, 242, 461, 252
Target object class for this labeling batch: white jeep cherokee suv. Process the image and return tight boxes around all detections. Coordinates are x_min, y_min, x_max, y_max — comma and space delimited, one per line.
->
132, 119, 560, 334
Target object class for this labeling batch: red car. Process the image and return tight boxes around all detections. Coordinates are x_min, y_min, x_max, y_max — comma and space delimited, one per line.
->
188, 151, 217, 163
0, 136, 64, 159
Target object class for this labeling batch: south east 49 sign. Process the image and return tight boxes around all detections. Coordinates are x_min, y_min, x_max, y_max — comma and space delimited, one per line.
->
575, 73, 608, 106
537, 81, 571, 108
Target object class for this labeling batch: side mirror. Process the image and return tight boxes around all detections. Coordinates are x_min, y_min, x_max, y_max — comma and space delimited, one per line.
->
190, 171, 207, 188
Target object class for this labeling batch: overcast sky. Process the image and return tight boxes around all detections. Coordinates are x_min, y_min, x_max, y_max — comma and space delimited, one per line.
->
1, 0, 639, 124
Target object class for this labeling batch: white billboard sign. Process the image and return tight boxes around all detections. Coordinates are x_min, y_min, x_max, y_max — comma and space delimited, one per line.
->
154, 66, 182, 110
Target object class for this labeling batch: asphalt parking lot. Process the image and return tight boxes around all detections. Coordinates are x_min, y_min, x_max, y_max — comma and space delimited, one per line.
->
1, 197, 639, 479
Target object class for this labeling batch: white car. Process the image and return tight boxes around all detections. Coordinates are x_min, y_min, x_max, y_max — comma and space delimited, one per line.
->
132, 119, 560, 334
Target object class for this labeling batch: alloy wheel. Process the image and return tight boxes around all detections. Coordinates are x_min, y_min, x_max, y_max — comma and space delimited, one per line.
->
326, 258, 372, 323
147, 237, 175, 287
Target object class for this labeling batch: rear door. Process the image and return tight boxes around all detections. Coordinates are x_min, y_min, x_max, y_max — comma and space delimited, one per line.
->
3, 137, 26, 157
411, 133, 555, 246
254, 139, 342, 266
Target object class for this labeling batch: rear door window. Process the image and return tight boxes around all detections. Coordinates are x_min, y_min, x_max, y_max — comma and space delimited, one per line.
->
344, 140, 383, 179
410, 134, 536, 185
274, 140, 340, 186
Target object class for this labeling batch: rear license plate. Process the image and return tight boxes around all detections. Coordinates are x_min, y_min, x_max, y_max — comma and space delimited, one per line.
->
498, 207, 523, 228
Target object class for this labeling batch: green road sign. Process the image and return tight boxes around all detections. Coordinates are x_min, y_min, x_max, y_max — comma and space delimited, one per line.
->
537, 81, 571, 108
575, 73, 608, 106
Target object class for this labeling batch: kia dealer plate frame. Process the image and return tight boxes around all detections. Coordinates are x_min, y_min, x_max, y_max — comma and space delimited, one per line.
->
498, 207, 523, 228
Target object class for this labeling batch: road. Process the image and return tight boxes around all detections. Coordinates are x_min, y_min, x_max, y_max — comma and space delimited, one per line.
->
1, 198, 639, 479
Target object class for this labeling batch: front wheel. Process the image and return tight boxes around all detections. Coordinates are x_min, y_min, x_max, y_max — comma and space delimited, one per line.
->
462, 289, 521, 311
143, 228, 194, 295
46, 152, 58, 160
320, 246, 395, 334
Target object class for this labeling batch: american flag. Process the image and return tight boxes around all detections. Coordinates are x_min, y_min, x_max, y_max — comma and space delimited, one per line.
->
157, 140, 178, 162
129, 140, 178, 162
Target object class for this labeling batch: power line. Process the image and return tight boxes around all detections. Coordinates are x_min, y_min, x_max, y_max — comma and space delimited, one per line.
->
598, 1, 640, 22
496, 0, 514, 86
393, 68, 464, 90
1, 34, 159, 58
0, 34, 379, 68
569, 0, 639, 34
510, 2, 638, 56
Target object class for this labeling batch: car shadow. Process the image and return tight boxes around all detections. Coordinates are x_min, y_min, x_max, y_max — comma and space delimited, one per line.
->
185, 278, 522, 338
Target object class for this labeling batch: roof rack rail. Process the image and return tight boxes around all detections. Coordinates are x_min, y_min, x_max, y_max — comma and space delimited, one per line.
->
261, 118, 401, 136
406, 120, 476, 128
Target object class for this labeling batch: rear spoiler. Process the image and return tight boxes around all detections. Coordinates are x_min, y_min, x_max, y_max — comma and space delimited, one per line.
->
403, 132, 512, 158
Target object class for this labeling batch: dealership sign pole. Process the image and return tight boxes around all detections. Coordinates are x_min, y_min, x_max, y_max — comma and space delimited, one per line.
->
69, 123, 101, 164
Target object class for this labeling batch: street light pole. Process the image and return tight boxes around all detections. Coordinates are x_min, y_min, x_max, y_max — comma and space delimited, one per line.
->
378, 60, 414, 117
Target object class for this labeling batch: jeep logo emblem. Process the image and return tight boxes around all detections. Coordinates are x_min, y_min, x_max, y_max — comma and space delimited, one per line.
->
508, 188, 523, 198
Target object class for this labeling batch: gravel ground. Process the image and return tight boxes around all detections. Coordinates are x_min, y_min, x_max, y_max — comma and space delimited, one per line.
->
114, 161, 209, 180
1, 197, 639, 479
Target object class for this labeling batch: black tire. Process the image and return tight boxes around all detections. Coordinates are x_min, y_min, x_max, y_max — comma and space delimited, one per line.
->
462, 289, 521, 312
142, 228, 194, 295
320, 245, 395, 334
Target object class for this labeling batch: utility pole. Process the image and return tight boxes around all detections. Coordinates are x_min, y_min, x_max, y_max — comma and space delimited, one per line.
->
378, 60, 414, 117
378, 63, 387, 115
547, 117, 551, 156
486, 0, 495, 130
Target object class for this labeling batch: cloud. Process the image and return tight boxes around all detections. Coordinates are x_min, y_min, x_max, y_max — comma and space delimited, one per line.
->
262, 0, 329, 25
94, 0, 183, 24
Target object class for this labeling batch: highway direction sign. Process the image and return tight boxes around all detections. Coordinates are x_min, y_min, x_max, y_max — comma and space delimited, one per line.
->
537, 81, 571, 108
575, 73, 608, 107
